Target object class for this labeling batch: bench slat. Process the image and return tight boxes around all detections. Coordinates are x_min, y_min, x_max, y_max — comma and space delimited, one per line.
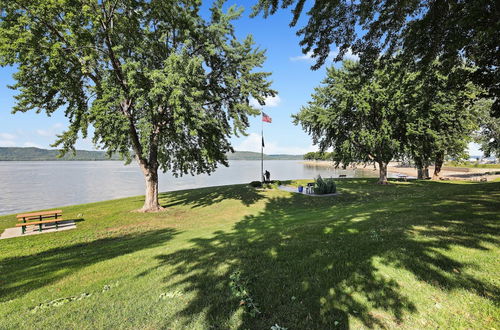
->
16, 219, 65, 227
16, 210, 63, 219
19, 214, 63, 222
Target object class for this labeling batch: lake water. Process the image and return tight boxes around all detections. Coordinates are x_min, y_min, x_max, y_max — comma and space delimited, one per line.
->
0, 160, 381, 215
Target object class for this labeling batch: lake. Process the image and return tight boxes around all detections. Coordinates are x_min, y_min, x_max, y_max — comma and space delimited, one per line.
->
0, 160, 381, 215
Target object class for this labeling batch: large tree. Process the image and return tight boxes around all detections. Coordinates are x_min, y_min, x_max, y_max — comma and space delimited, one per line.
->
0, 0, 275, 212
253, 0, 500, 119
294, 60, 404, 184
402, 62, 481, 179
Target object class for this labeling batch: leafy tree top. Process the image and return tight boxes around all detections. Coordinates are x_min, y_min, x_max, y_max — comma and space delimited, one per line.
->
294, 60, 404, 167
402, 61, 481, 164
0, 0, 276, 177
253, 0, 499, 116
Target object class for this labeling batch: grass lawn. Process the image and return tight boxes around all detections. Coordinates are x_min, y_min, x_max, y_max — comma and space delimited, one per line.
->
0, 179, 499, 329
444, 161, 500, 169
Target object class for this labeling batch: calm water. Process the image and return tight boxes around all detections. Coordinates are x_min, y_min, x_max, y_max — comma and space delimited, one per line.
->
0, 160, 380, 215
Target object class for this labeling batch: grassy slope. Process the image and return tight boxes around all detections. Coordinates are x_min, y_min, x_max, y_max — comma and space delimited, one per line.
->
0, 179, 498, 329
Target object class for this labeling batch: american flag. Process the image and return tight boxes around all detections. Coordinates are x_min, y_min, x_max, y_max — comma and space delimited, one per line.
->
262, 112, 272, 123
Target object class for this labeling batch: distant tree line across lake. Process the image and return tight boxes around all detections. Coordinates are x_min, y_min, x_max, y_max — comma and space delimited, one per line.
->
0, 148, 303, 161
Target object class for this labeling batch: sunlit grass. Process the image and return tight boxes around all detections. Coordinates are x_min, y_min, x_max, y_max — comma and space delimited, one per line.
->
0, 179, 499, 329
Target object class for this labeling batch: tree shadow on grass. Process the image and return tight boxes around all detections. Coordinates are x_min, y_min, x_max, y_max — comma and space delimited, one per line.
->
160, 184, 266, 208
0, 228, 178, 303
146, 181, 499, 329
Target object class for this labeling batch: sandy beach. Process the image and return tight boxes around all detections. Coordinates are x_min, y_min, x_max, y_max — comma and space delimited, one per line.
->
302, 160, 500, 182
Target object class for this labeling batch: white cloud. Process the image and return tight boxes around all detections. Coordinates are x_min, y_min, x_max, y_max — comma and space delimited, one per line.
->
0, 132, 16, 140
36, 129, 53, 137
290, 48, 359, 62
330, 48, 359, 61
23, 142, 43, 148
234, 133, 315, 155
0, 140, 16, 147
36, 123, 64, 137
249, 95, 281, 108
0, 132, 17, 146
290, 51, 314, 61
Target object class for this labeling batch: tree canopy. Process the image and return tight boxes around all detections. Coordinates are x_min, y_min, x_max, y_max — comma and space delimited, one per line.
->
0, 0, 275, 211
296, 59, 483, 182
294, 60, 404, 184
253, 0, 500, 118
402, 61, 481, 178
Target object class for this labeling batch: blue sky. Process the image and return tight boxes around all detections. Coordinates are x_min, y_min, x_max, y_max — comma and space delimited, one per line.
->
0, 1, 482, 156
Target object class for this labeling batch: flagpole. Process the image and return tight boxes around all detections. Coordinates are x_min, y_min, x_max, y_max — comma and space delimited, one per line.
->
261, 109, 264, 183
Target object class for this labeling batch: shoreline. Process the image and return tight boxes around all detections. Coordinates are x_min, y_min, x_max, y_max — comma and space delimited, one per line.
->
302, 160, 500, 181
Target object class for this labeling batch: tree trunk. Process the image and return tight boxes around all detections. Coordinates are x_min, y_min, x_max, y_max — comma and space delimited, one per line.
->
417, 167, 423, 179
423, 165, 430, 179
378, 161, 389, 184
138, 162, 163, 212
417, 162, 430, 179
433, 151, 444, 180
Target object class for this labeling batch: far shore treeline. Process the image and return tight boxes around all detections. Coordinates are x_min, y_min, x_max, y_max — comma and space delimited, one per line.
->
0, 147, 303, 161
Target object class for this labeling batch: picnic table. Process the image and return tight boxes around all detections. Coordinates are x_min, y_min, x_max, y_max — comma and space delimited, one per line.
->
397, 174, 408, 181
16, 210, 64, 234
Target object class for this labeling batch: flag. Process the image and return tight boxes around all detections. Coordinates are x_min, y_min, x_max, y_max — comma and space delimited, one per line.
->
262, 112, 272, 123
262, 136, 265, 147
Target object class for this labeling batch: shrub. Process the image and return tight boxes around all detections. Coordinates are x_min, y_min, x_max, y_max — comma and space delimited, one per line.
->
313, 175, 336, 194
249, 181, 262, 188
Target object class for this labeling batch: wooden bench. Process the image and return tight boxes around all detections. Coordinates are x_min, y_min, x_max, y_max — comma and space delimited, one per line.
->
16, 210, 63, 234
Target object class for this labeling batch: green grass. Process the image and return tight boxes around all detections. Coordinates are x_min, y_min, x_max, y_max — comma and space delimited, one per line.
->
445, 161, 500, 169
0, 179, 499, 329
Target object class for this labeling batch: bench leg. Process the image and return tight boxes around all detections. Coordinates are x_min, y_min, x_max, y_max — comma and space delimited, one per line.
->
55, 222, 59, 229
38, 224, 43, 232
22, 225, 26, 234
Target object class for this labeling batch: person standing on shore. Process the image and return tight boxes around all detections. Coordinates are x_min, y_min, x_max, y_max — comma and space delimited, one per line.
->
264, 170, 271, 183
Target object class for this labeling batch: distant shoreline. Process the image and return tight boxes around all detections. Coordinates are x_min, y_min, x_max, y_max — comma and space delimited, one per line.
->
302, 160, 500, 181
0, 147, 303, 161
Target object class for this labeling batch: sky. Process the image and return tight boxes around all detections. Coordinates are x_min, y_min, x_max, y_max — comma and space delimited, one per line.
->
0, 0, 483, 156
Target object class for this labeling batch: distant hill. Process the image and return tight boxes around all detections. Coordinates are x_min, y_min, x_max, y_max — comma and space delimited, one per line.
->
0, 147, 121, 161
0, 147, 303, 161
226, 151, 303, 160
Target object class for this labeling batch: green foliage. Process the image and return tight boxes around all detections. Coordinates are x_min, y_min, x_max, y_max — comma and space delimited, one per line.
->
229, 271, 261, 317
294, 60, 403, 179
313, 175, 336, 194
0, 0, 276, 208
253, 0, 499, 118
401, 61, 482, 169
249, 181, 263, 188
303, 151, 332, 160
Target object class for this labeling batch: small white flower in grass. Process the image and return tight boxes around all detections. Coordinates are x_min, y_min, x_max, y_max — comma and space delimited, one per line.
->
271, 324, 287, 330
